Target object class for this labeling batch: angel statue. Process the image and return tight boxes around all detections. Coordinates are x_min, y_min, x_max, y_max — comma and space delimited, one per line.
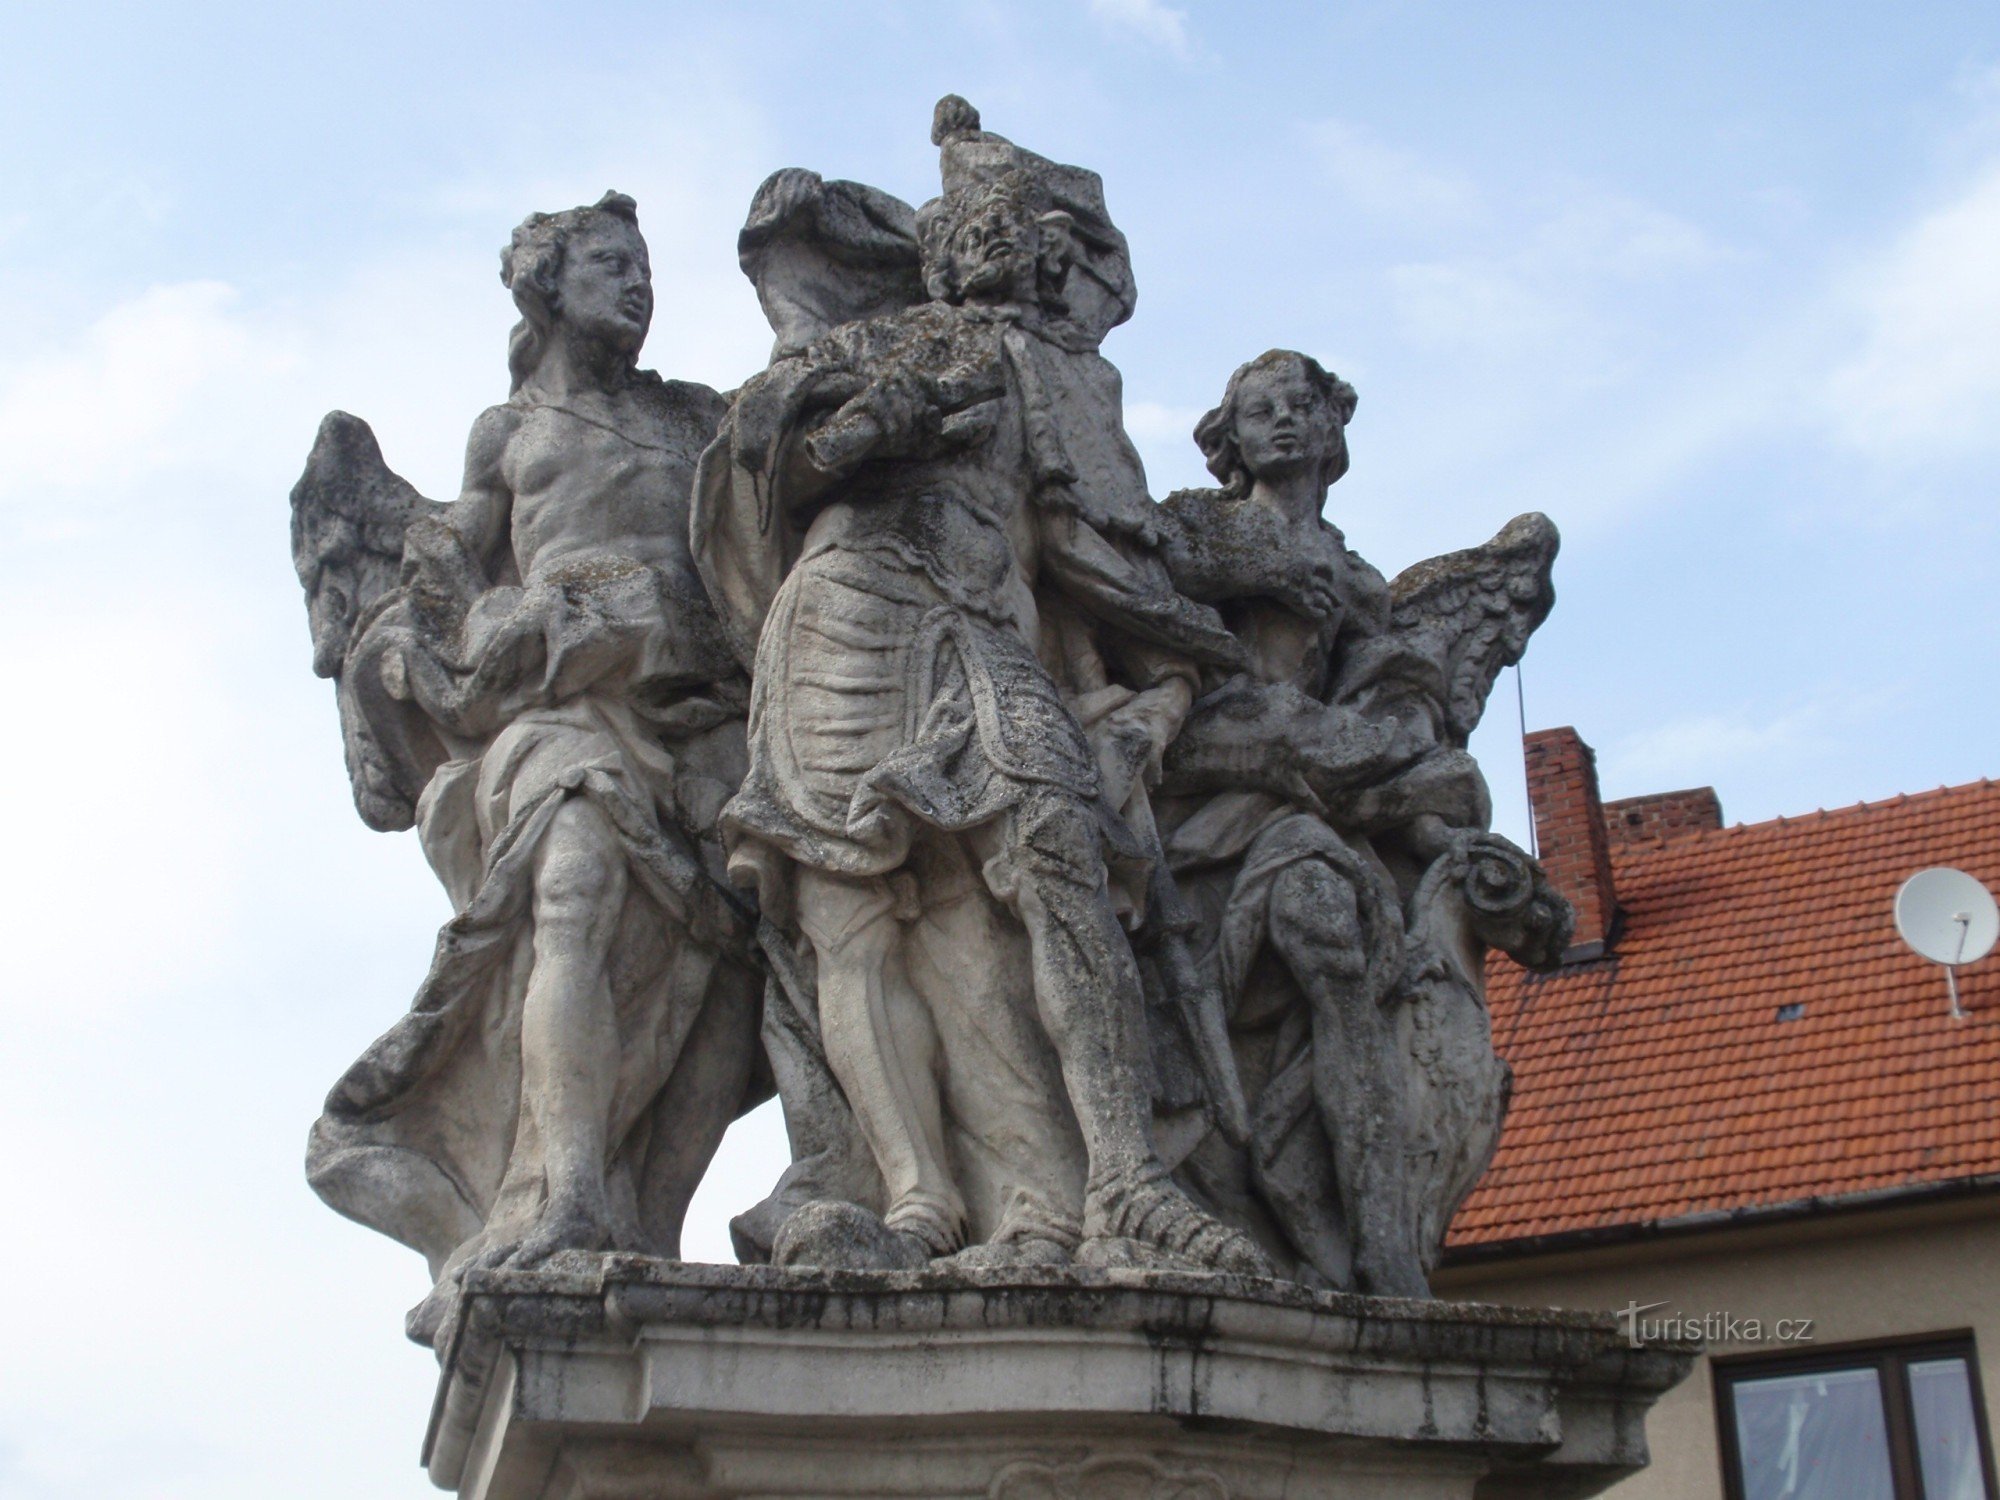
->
1153, 349, 1573, 1296
694, 98, 1266, 1275
291, 191, 764, 1344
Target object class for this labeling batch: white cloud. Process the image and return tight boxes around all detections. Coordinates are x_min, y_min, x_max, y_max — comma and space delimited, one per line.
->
0, 266, 500, 525
682, 1098, 790, 1263
0, 182, 774, 534
0, 283, 291, 505
1383, 190, 1718, 355
1088, 0, 1194, 58
1296, 124, 1749, 546
1585, 676, 1939, 828
1293, 120, 1719, 405
1120, 398, 1212, 494
0, 596, 248, 1010
1386, 259, 1557, 353
1305, 123, 1715, 276
0, 86, 785, 1500
1527, 191, 1722, 279
1602, 704, 1829, 797
1121, 397, 1204, 447
0, 82, 778, 532
1826, 158, 2000, 460
1309, 120, 1484, 231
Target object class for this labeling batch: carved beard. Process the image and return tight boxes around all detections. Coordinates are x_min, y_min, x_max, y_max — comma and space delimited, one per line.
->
943, 208, 1038, 304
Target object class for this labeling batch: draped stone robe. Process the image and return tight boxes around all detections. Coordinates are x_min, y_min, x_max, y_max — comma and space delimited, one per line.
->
694, 300, 1245, 1256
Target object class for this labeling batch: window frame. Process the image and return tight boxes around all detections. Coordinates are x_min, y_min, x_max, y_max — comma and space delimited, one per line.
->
1713, 1331, 2000, 1500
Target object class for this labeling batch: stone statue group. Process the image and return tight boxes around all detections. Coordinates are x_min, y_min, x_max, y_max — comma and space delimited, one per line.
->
292, 98, 1572, 1345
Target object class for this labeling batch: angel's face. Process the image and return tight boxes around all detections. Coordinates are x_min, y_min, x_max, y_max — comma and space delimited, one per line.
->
556, 217, 653, 356
1232, 364, 1336, 483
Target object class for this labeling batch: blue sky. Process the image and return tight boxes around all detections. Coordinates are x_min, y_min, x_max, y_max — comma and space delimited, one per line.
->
3, 4, 1998, 1497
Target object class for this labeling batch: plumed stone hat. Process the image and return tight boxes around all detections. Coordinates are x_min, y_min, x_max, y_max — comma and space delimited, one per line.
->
919, 95, 1138, 345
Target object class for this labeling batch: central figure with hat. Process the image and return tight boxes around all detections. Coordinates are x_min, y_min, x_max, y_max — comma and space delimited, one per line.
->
695, 97, 1267, 1274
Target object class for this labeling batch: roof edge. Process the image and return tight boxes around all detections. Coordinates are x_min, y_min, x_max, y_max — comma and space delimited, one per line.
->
1707, 774, 1999, 839
1441, 1172, 2000, 1267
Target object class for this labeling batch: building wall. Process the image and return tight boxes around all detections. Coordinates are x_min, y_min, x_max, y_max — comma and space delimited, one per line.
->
1436, 1196, 2000, 1500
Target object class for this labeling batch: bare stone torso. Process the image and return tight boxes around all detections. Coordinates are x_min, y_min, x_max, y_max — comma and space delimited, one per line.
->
504, 387, 706, 587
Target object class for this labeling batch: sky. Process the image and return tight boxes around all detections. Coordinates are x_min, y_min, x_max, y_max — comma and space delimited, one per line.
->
2, 2, 1998, 1496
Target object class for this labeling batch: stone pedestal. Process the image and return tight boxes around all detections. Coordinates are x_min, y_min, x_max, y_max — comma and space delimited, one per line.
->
423, 1261, 1694, 1500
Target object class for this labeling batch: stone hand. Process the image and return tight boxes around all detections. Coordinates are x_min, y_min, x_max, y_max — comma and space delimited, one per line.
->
1102, 678, 1195, 792
469, 606, 533, 685
1274, 554, 1343, 624
803, 371, 943, 473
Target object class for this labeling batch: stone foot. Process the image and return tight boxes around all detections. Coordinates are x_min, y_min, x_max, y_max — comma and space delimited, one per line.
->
943, 1235, 1073, 1269
1354, 1252, 1434, 1301
771, 1200, 931, 1271
1084, 1173, 1273, 1278
505, 1191, 614, 1269
405, 1281, 455, 1348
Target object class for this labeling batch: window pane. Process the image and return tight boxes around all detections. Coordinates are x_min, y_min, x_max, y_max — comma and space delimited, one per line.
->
1909, 1358, 1993, 1500
1731, 1367, 1896, 1500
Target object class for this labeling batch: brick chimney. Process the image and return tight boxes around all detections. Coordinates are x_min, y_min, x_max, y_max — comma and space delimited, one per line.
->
1524, 727, 1620, 963
1603, 787, 1723, 845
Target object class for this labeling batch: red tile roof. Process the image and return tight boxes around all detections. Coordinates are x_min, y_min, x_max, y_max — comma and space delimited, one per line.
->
1449, 778, 2000, 1252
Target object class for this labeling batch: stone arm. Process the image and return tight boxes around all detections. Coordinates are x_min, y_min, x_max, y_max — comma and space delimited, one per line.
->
347, 403, 546, 754
428, 403, 522, 589
1161, 675, 1430, 818
1037, 506, 1245, 680
738, 169, 925, 357
1151, 489, 1260, 603
1154, 489, 1389, 642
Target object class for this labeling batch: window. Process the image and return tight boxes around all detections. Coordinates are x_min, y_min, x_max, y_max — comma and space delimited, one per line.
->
1716, 1336, 1999, 1500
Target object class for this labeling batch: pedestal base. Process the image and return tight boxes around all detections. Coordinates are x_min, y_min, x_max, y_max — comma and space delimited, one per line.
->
425, 1260, 1694, 1500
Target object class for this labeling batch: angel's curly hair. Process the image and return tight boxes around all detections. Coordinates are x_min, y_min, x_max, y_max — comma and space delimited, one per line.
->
1193, 349, 1358, 498
499, 191, 641, 392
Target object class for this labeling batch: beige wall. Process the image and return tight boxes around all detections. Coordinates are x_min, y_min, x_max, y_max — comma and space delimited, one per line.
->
1436, 1196, 2000, 1500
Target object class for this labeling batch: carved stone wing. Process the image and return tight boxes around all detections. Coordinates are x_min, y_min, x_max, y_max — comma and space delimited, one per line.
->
290, 411, 450, 831
737, 169, 925, 357
1368, 512, 1559, 748
289, 410, 440, 679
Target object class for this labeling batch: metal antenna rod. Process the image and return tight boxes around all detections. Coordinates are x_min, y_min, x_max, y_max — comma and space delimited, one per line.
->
1516, 664, 1537, 858
1948, 914, 1971, 1020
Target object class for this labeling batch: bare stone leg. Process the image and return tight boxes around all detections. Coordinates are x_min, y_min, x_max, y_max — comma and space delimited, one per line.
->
634, 956, 762, 1258
797, 868, 965, 1259
903, 873, 1088, 1260
1267, 858, 1426, 1298
509, 795, 627, 1267
981, 795, 1270, 1276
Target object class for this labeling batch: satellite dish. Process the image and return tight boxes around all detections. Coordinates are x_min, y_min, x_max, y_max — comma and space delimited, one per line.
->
1895, 868, 1999, 1019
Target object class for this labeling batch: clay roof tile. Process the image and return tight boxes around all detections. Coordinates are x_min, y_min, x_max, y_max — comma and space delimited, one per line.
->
1449, 778, 2000, 1249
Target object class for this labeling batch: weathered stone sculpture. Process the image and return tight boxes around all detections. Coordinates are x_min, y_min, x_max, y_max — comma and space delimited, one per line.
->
695, 98, 1265, 1275
1153, 350, 1569, 1296
293, 191, 763, 1342
293, 97, 1691, 1500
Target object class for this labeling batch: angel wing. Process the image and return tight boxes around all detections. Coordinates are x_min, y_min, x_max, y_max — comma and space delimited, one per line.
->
737, 169, 925, 359
1367, 512, 1560, 748
290, 410, 449, 830
290, 411, 440, 678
